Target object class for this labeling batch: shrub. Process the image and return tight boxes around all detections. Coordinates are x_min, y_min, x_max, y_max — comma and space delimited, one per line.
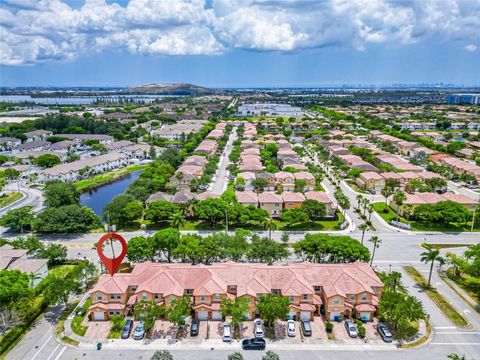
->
325, 322, 333, 333
358, 325, 366, 338
151, 350, 174, 360
228, 352, 244, 360
262, 351, 280, 360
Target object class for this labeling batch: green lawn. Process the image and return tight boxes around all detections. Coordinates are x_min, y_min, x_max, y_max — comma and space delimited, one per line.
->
0, 192, 22, 208
107, 319, 126, 339
74, 164, 147, 192
404, 266, 468, 327
71, 316, 88, 336
445, 267, 480, 308
372, 202, 480, 232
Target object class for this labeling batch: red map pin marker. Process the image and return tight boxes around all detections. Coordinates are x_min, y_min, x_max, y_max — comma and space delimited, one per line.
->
97, 233, 128, 276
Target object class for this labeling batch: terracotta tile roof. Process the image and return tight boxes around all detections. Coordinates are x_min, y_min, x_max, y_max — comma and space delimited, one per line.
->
282, 192, 306, 202
235, 191, 258, 204
304, 191, 333, 204
91, 262, 382, 304
258, 192, 283, 203
355, 303, 376, 312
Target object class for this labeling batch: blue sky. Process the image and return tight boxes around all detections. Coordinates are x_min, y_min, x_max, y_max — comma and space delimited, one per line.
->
1, 0, 479, 87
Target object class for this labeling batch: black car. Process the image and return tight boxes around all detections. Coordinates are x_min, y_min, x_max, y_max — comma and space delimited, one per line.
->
301, 320, 312, 337
377, 323, 393, 343
190, 319, 200, 337
120, 319, 133, 339
242, 338, 266, 350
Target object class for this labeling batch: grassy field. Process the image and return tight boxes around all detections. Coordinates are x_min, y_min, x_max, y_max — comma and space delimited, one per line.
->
373, 202, 480, 232
0, 192, 22, 208
74, 164, 147, 192
445, 267, 480, 309
404, 266, 468, 327
107, 318, 126, 339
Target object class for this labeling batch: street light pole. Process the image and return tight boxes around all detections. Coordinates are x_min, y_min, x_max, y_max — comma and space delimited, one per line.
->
225, 208, 228, 236
471, 206, 477, 232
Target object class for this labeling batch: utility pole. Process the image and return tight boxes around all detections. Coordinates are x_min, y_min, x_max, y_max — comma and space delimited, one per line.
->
225, 208, 228, 236
472, 206, 477, 232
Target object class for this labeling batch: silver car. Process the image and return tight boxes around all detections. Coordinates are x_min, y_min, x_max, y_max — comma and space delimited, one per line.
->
223, 323, 232, 342
287, 320, 296, 337
132, 322, 145, 340
254, 319, 264, 338
344, 319, 358, 338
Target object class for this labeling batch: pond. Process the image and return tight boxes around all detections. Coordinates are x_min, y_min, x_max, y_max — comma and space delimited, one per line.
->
79, 170, 142, 217
0, 94, 178, 105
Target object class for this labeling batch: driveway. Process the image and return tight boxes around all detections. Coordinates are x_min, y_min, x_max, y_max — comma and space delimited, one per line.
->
275, 320, 301, 341
364, 320, 383, 341
84, 321, 111, 339
208, 321, 224, 340
151, 320, 178, 339
238, 320, 254, 339
185, 320, 208, 340
310, 318, 326, 339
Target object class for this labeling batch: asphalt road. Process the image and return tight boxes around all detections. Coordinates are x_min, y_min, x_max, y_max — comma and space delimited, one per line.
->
210, 126, 237, 195
5, 140, 480, 360
0, 181, 44, 215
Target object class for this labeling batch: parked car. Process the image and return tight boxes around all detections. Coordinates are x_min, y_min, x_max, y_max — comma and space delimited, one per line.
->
344, 319, 358, 338
120, 319, 133, 339
287, 320, 296, 337
242, 338, 266, 350
132, 322, 145, 340
377, 323, 393, 343
190, 319, 200, 337
223, 323, 232, 342
436, 188, 448, 194
254, 319, 264, 338
300, 320, 312, 337
368, 189, 376, 195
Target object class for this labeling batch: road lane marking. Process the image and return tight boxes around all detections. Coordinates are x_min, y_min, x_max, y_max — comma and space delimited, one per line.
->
45, 344, 60, 360
434, 326, 456, 329
53, 346, 66, 360
431, 343, 480, 345
435, 331, 480, 334
30, 335, 53, 360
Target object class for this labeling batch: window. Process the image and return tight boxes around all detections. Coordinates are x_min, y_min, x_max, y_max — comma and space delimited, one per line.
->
275, 203, 280, 207
154, 294, 159, 299
313, 286, 321, 292
351, 294, 355, 301
333, 297, 339, 305
170, 296, 175, 302
131, 287, 137, 292
200, 295, 206, 302
214, 294, 221, 300
288, 202, 293, 205
271, 289, 280, 295
186, 289, 194, 295
142, 292, 147, 300
109, 294, 115, 300
115, 311, 120, 315
96, 293, 103, 301
361, 293, 367, 301
302, 294, 308, 300
288, 296, 294, 303
109, 311, 114, 315
227, 285, 237, 293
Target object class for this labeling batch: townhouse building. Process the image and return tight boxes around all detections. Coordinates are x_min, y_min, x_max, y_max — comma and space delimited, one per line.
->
0, 137, 21, 151
87, 262, 383, 322
38, 153, 129, 183
24, 130, 53, 142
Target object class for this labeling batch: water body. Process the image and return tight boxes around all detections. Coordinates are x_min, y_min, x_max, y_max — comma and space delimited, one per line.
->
0, 94, 177, 105
79, 170, 142, 217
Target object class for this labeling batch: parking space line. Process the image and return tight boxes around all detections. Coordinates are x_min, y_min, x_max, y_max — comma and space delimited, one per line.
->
45, 344, 60, 360
53, 346, 66, 360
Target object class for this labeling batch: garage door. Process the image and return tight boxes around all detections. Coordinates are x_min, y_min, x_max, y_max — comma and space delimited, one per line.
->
211, 311, 223, 321
197, 311, 209, 321
330, 312, 341, 321
359, 312, 371, 321
287, 312, 296, 320
300, 312, 311, 321
93, 311, 105, 321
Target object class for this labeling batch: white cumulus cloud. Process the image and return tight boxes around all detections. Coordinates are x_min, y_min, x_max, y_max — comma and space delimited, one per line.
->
0, 0, 479, 65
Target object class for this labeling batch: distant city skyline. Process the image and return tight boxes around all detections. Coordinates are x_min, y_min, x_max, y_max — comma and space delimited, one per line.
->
1, 0, 479, 87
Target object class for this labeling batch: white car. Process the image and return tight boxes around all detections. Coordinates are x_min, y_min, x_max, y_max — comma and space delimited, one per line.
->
254, 319, 264, 338
223, 323, 232, 342
287, 320, 296, 337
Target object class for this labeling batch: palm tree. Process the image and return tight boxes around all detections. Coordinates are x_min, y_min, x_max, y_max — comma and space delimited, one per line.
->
393, 190, 407, 222
362, 198, 370, 216
261, 218, 277, 241
367, 204, 374, 222
28, 272, 42, 288
381, 185, 394, 211
358, 223, 369, 245
447, 354, 468, 360
389, 271, 402, 292
403, 204, 414, 221
421, 244, 443, 287
170, 212, 186, 230
356, 194, 363, 209
368, 236, 382, 266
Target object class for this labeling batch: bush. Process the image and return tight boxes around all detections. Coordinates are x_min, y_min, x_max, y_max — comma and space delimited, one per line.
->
262, 351, 280, 360
358, 325, 366, 338
151, 350, 174, 360
228, 352, 244, 360
325, 322, 333, 333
